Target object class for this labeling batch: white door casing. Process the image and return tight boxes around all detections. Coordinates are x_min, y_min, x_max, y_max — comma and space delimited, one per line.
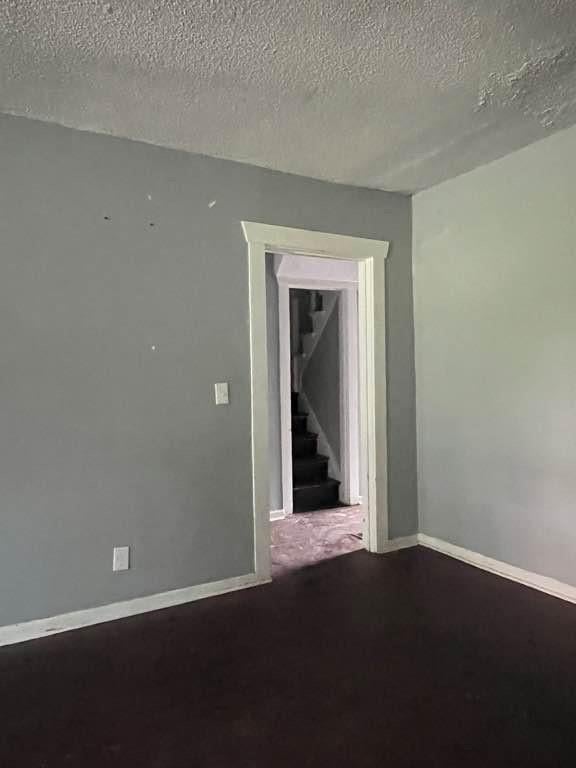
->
242, 222, 390, 580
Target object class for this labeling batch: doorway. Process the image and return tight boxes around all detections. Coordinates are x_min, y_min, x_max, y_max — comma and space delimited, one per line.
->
271, 269, 363, 574
242, 222, 390, 583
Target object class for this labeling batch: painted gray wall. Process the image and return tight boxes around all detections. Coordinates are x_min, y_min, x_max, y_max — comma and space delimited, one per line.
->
0, 114, 416, 627
413, 123, 576, 587
265, 254, 282, 511
302, 296, 341, 464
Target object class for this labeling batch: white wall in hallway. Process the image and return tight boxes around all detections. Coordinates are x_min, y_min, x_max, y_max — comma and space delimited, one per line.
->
276, 254, 358, 284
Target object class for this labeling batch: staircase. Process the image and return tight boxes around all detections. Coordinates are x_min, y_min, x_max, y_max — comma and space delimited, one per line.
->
291, 391, 340, 512
291, 290, 337, 391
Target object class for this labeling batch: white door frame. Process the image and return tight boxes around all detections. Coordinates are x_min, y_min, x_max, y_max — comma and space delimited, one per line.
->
242, 222, 390, 581
339, 285, 361, 506
278, 282, 294, 516
276, 276, 360, 516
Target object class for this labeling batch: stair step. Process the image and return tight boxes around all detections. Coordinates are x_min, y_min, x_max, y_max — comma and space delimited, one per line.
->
292, 432, 318, 458
293, 478, 340, 513
293, 454, 329, 484
291, 412, 308, 434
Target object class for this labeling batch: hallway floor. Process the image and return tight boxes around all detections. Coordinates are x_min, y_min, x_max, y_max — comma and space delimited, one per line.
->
2, 547, 576, 767
271, 506, 363, 576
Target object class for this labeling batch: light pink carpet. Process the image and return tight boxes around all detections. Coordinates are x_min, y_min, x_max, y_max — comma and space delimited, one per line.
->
271, 506, 364, 576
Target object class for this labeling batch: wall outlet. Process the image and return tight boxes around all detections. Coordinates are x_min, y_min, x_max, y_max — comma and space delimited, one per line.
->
214, 382, 229, 405
113, 546, 130, 572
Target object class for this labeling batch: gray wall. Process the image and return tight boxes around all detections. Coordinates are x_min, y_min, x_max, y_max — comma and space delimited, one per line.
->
413, 123, 576, 587
0, 114, 416, 627
265, 254, 282, 510
302, 296, 341, 464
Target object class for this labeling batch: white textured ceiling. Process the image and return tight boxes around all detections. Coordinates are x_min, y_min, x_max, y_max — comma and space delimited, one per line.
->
2, 1, 576, 192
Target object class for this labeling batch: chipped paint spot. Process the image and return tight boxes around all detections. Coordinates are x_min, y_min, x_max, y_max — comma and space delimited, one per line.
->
208, 200, 216, 208
477, 45, 576, 129
475, 87, 489, 113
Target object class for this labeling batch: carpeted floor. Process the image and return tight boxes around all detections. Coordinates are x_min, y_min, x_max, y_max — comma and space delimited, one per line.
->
270, 506, 364, 575
2, 547, 576, 766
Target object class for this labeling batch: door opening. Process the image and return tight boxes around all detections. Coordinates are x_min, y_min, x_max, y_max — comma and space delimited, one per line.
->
269, 265, 363, 575
243, 222, 390, 583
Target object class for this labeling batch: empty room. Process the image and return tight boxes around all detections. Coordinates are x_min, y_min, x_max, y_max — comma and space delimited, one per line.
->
1, 2, 576, 766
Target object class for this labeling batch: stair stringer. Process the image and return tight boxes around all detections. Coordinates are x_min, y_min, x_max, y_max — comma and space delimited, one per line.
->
298, 391, 341, 484
300, 291, 339, 376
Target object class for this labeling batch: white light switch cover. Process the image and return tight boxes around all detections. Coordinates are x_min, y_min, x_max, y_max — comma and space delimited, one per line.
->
214, 382, 229, 405
113, 546, 130, 572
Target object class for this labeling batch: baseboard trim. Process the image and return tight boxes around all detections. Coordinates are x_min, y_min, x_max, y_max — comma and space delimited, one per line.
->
9, 535, 574, 647
270, 508, 287, 521
0, 573, 270, 647
418, 534, 576, 605
381, 535, 419, 553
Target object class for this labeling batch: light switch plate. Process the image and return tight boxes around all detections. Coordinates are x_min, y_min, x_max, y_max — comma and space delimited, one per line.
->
113, 546, 130, 572
214, 382, 229, 405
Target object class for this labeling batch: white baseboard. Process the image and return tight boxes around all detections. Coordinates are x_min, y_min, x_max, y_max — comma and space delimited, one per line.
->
9, 534, 574, 648
0, 572, 270, 647
418, 533, 576, 605
270, 508, 287, 521
381, 535, 419, 553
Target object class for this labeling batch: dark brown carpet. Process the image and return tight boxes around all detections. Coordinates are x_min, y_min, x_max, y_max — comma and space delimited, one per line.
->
2, 547, 576, 767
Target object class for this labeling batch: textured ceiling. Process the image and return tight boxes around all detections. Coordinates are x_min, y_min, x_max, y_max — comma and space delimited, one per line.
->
2, 1, 576, 192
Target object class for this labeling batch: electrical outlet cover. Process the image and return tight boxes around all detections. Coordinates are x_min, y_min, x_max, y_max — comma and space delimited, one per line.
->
113, 546, 130, 572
